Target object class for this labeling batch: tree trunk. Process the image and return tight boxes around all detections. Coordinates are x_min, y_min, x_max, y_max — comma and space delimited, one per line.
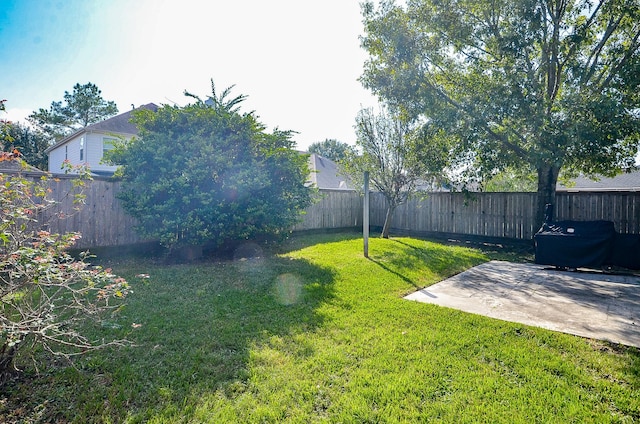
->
0, 343, 18, 385
381, 205, 395, 238
536, 164, 560, 230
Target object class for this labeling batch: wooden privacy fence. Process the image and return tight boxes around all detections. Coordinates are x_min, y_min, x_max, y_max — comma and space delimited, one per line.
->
30, 175, 141, 248
555, 192, 640, 234
378, 192, 539, 240
293, 189, 363, 231
33, 178, 367, 248
382, 191, 640, 240
7, 173, 640, 248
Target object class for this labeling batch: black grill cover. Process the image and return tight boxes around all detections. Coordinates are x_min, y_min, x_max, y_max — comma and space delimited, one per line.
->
610, 233, 640, 270
534, 220, 616, 268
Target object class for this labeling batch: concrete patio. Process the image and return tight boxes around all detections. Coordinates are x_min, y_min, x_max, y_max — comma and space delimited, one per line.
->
405, 261, 640, 348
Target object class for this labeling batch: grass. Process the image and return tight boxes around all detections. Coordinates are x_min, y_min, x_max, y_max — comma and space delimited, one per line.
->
2, 232, 638, 423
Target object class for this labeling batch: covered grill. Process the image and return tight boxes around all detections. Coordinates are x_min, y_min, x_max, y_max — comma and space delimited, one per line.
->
610, 233, 640, 270
534, 220, 616, 269
534, 205, 640, 270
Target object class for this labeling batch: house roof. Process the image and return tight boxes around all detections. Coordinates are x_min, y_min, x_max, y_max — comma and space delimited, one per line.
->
307, 153, 352, 190
45, 103, 158, 154
86, 103, 158, 133
557, 170, 640, 192
0, 155, 47, 175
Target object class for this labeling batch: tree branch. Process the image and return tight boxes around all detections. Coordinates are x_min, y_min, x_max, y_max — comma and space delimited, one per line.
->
598, 27, 640, 90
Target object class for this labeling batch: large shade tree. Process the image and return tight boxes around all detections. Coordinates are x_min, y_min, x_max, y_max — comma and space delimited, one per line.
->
361, 0, 640, 226
28, 82, 118, 142
107, 82, 313, 253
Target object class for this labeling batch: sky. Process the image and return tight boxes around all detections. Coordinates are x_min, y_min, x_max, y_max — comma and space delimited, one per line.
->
0, 0, 379, 151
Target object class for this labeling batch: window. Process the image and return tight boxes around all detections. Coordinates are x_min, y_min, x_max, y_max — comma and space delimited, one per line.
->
80, 137, 84, 161
102, 137, 116, 157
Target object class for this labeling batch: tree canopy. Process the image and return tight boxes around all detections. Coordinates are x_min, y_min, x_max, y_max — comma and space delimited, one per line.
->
308, 139, 354, 163
1, 122, 49, 170
482, 168, 538, 192
28, 82, 118, 141
361, 0, 640, 225
108, 82, 314, 252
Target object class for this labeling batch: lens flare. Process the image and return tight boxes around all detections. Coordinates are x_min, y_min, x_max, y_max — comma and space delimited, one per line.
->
273, 273, 303, 306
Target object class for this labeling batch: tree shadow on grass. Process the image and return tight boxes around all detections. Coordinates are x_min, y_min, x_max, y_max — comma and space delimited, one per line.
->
276, 230, 362, 254
367, 238, 487, 291
0, 253, 337, 423
412, 234, 535, 263
367, 257, 422, 288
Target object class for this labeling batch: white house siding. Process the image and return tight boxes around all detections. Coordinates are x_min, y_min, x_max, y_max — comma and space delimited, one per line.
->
48, 131, 123, 174
48, 145, 68, 173
48, 135, 83, 173
84, 132, 120, 174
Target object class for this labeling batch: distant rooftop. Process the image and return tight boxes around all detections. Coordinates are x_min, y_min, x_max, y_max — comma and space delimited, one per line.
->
306, 153, 352, 190
557, 170, 640, 192
85, 103, 158, 134
0, 156, 46, 174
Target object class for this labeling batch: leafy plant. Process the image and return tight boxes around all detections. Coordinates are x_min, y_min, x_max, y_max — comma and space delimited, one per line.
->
0, 158, 130, 384
1, 121, 50, 170
108, 80, 314, 253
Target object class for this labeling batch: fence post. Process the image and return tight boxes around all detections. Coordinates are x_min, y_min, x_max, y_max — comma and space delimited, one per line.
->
364, 171, 369, 258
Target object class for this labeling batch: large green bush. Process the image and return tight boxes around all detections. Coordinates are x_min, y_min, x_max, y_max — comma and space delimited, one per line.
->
109, 84, 314, 252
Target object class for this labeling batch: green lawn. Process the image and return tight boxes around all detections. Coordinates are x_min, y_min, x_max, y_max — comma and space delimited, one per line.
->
2, 233, 638, 423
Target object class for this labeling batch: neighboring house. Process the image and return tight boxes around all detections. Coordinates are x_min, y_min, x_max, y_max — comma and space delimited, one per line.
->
45, 114, 352, 186
45, 103, 158, 176
306, 153, 352, 190
557, 170, 640, 192
304, 153, 452, 192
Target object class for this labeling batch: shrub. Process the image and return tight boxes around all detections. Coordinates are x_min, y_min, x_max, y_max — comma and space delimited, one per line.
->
0, 158, 130, 384
108, 82, 314, 252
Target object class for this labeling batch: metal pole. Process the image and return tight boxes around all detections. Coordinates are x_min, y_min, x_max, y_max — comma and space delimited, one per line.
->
363, 171, 369, 258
